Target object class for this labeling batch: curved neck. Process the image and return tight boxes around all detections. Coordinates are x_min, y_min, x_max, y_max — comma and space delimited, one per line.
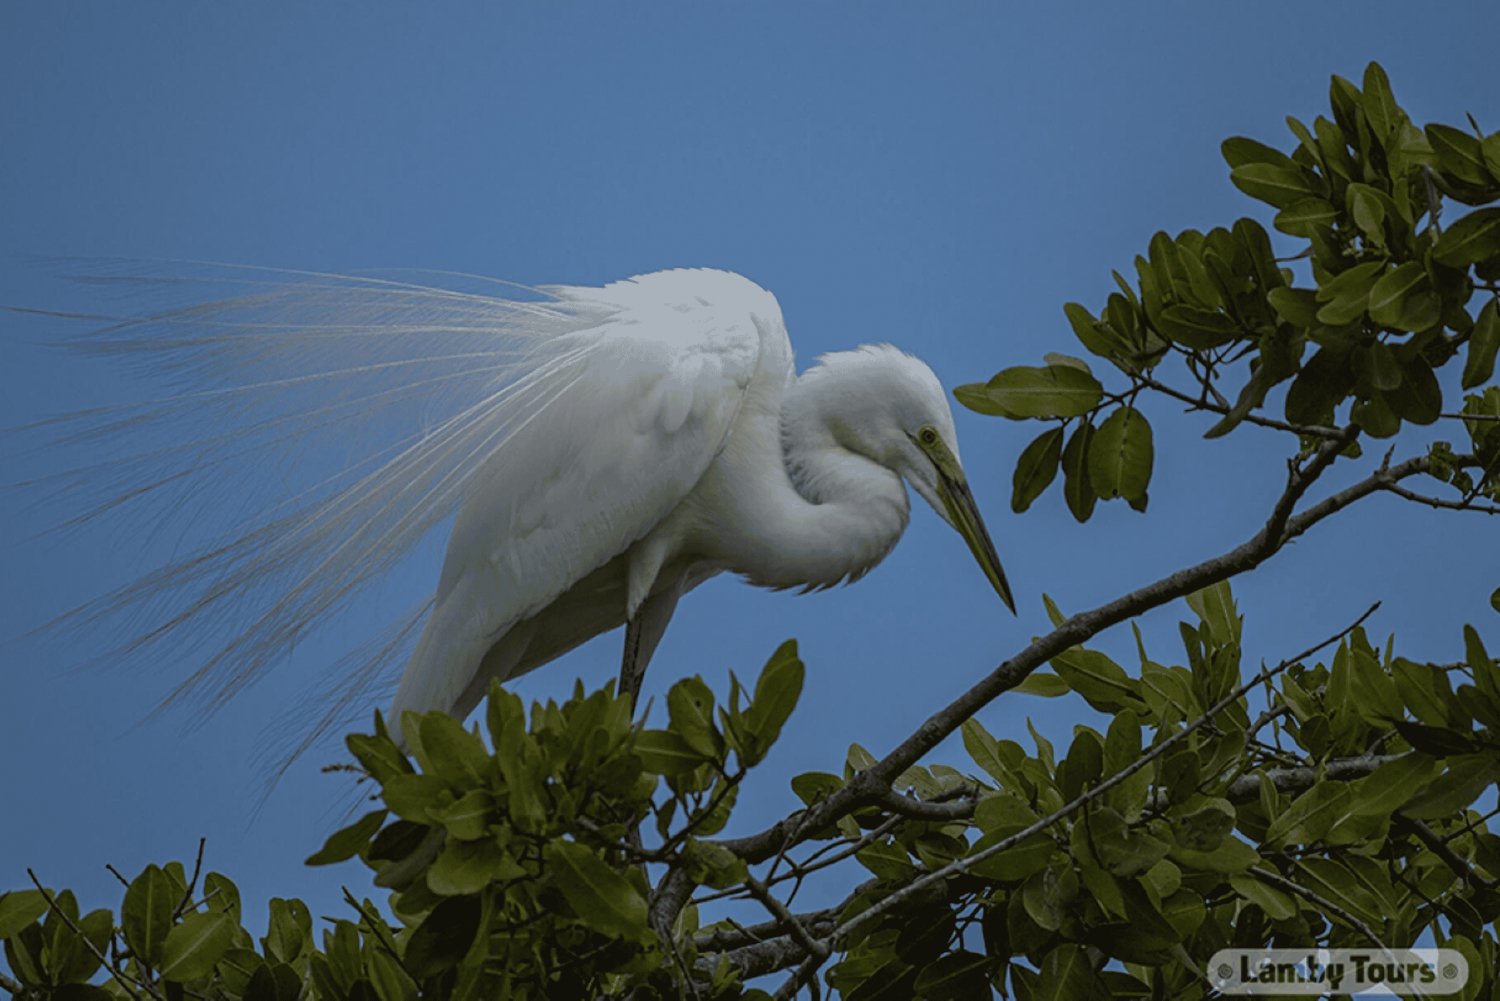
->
717, 374, 910, 590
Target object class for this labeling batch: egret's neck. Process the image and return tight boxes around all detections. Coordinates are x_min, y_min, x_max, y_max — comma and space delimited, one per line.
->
717, 373, 910, 590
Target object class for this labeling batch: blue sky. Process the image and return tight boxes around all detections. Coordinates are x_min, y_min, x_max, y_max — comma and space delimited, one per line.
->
2, 1, 1496, 954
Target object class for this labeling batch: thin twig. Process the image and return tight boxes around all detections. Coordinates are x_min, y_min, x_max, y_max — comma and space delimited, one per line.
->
1381, 481, 1500, 515
172, 839, 207, 919
1137, 374, 1343, 439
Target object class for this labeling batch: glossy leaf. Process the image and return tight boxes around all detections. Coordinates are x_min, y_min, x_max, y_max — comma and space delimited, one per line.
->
122, 865, 175, 966
306, 810, 387, 866
1463, 300, 1499, 389
1060, 420, 1097, 522
545, 841, 651, 942
1010, 426, 1064, 514
159, 912, 235, 983
956, 365, 1103, 419
1087, 406, 1153, 504
1434, 207, 1500, 267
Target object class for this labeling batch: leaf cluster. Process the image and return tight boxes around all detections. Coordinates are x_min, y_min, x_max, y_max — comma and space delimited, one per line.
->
959, 62, 1500, 519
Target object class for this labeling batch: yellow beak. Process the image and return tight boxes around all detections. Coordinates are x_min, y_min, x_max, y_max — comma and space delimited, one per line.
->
936, 470, 1016, 614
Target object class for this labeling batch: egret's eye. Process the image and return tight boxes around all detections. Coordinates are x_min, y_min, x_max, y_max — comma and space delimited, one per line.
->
918, 426, 939, 447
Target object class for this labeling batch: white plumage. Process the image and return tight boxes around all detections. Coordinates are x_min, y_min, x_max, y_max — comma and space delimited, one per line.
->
25, 265, 1013, 753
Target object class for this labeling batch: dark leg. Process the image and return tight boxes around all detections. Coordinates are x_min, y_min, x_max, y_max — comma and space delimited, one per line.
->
620, 615, 649, 708
619, 583, 683, 709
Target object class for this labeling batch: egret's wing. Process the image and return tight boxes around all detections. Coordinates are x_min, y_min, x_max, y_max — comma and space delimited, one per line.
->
388, 269, 790, 725
16, 262, 786, 756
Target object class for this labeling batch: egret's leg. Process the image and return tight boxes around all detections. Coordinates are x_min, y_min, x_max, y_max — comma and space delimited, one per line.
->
619, 584, 682, 707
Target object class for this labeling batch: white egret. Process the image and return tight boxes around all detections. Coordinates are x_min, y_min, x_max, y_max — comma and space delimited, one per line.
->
27, 266, 1013, 749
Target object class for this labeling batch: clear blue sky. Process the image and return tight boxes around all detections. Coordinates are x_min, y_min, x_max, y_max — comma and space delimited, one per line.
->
2, 1, 1495, 950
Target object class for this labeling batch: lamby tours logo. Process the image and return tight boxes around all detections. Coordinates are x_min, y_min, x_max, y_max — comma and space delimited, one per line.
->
1208, 948, 1468, 995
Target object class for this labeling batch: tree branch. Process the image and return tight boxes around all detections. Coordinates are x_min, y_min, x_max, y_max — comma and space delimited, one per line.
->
1223, 754, 1403, 802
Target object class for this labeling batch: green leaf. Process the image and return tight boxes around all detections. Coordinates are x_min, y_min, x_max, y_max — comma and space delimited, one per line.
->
1034, 944, 1096, 1001
1012, 671, 1069, 697
1171, 799, 1236, 852
1265, 783, 1354, 846
382, 773, 448, 823
1273, 198, 1337, 237
1229, 873, 1299, 920
856, 840, 916, 881
635, 729, 705, 776
1386, 356, 1442, 425
1156, 303, 1240, 350
347, 727, 413, 786
1267, 286, 1321, 327
1051, 648, 1143, 713
790, 771, 842, 806
427, 790, 493, 842
1061, 420, 1097, 523
0, 890, 47, 939
1089, 807, 1170, 877
202, 873, 240, 924
1427, 124, 1490, 185
366, 949, 417, 1001
956, 365, 1103, 419
418, 714, 491, 789
667, 676, 723, 759
1230, 162, 1318, 208
1315, 261, 1384, 325
545, 841, 651, 942
912, 951, 992, 1001
741, 640, 804, 765
1434, 208, 1500, 268
306, 810, 387, 865
962, 718, 1018, 788
1402, 753, 1500, 819
1463, 300, 1499, 390
403, 895, 481, 979
1221, 136, 1298, 170
1356, 341, 1403, 392
262, 898, 310, 965
1087, 407, 1153, 505
1368, 262, 1440, 331
1011, 427, 1064, 513
1063, 302, 1130, 361
159, 912, 235, 983
48, 907, 111, 985
428, 837, 521, 895
969, 834, 1056, 882
1348, 753, 1441, 816
1168, 834, 1259, 873
1361, 62, 1402, 140
121, 864, 175, 965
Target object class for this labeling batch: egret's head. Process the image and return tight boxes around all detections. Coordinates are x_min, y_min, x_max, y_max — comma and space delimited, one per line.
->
797, 345, 1016, 612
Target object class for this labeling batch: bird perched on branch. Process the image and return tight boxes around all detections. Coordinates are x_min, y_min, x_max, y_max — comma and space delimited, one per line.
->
27, 266, 1014, 750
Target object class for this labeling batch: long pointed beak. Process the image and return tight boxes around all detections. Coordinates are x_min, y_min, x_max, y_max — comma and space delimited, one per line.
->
936, 471, 1016, 614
